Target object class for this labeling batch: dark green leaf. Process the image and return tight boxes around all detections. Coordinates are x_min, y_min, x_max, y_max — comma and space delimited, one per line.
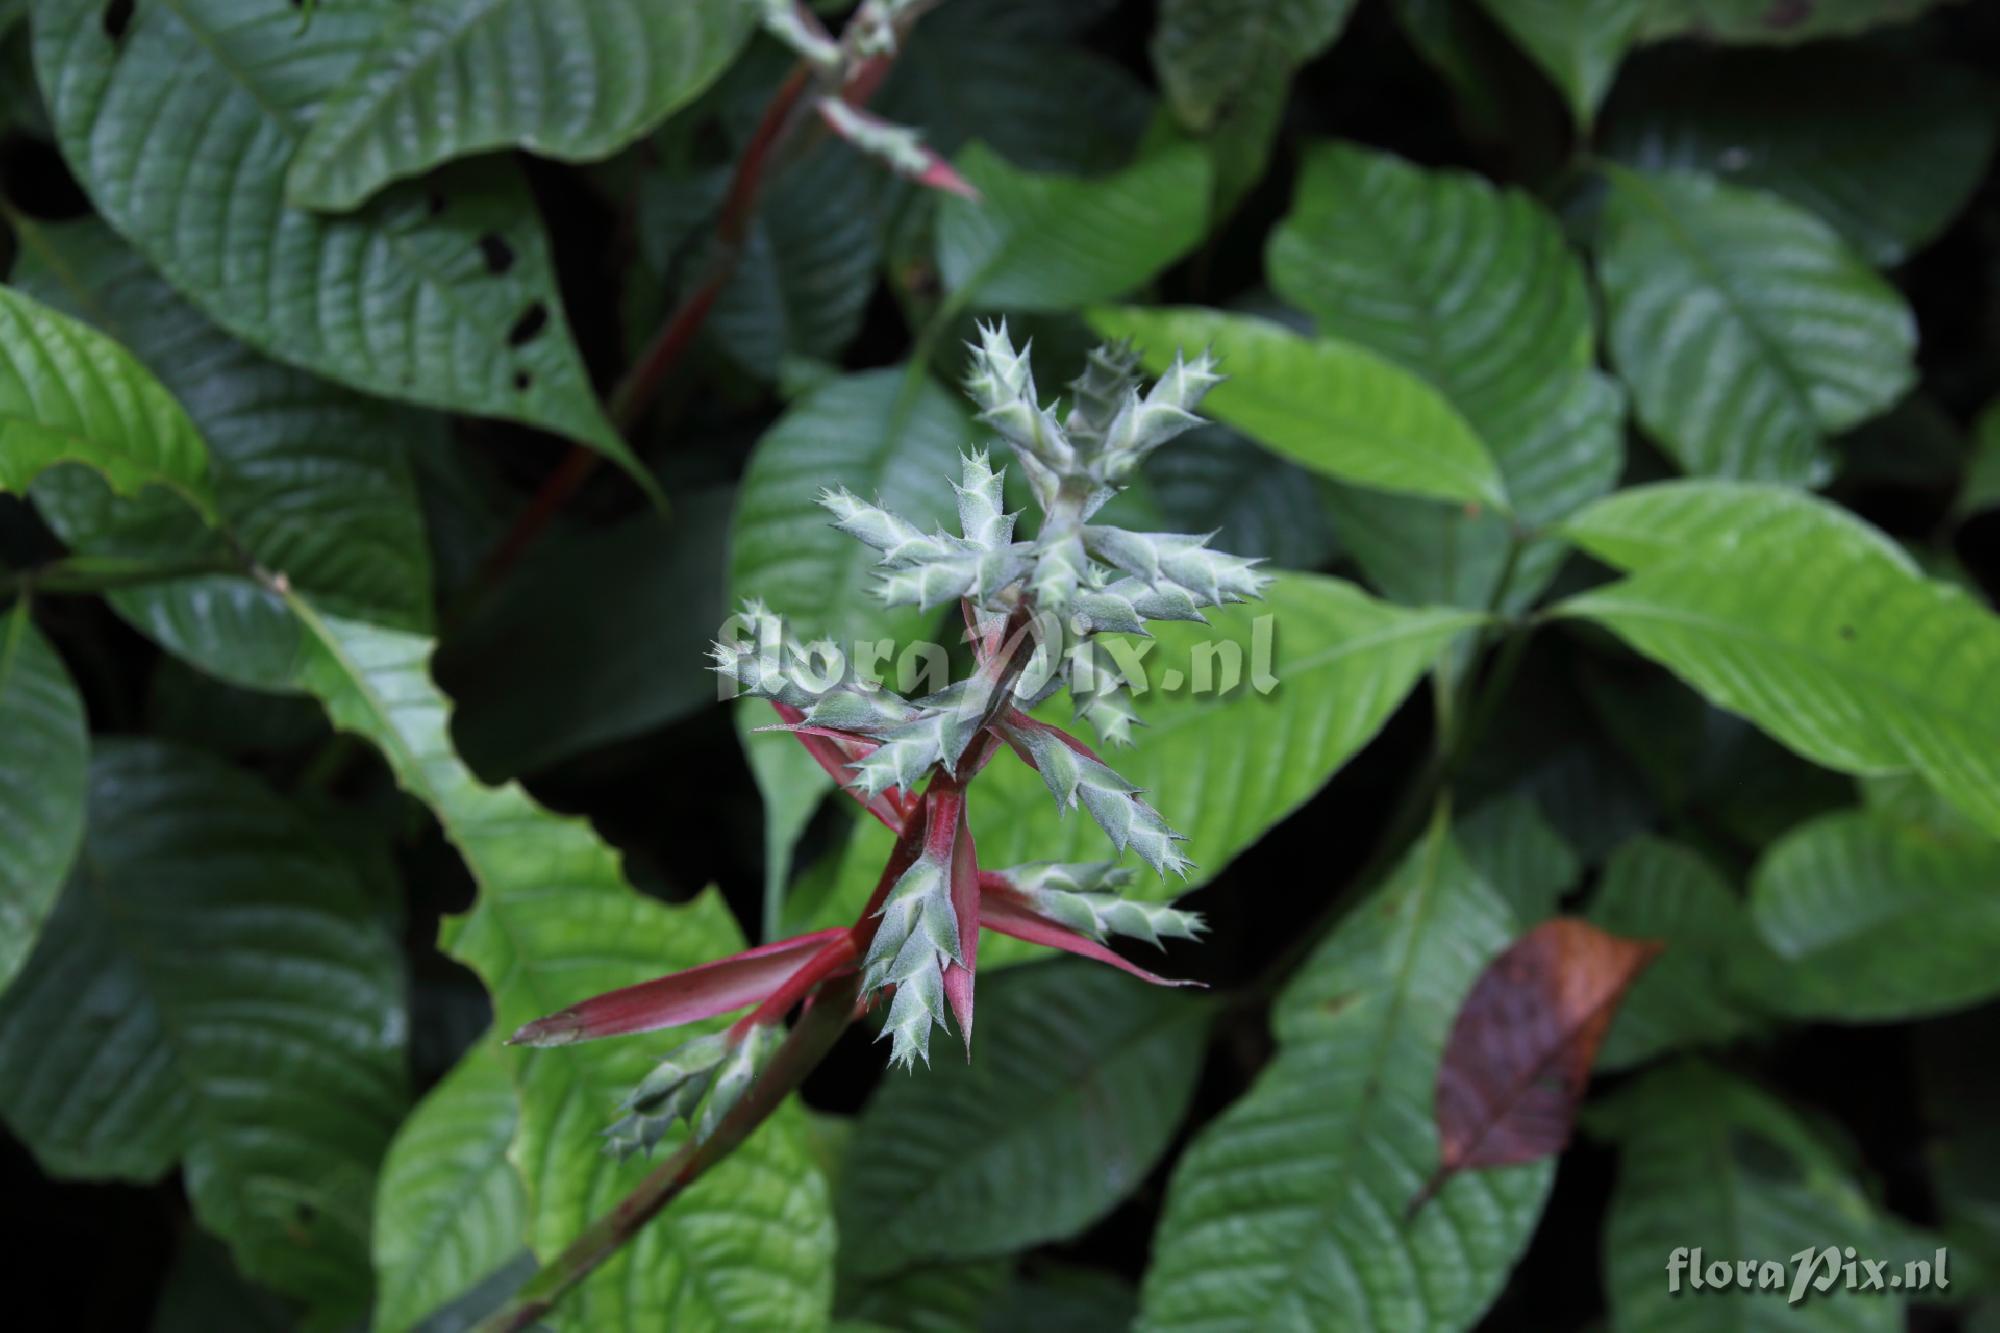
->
1457, 792, 1580, 923
1475, 0, 1646, 128
0, 604, 85, 997
1142, 424, 1339, 569
1637, 0, 1959, 45
1151, 0, 1358, 130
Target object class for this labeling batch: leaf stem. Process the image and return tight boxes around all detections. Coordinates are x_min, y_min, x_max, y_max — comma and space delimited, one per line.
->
1, 553, 245, 598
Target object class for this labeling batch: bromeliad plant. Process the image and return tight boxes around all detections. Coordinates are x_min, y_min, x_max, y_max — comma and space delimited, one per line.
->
509, 324, 1262, 1158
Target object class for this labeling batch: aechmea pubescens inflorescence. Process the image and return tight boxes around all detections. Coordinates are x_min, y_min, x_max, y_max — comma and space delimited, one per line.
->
510, 326, 1266, 1146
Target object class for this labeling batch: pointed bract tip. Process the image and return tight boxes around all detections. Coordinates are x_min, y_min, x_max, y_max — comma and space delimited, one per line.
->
507, 1013, 581, 1047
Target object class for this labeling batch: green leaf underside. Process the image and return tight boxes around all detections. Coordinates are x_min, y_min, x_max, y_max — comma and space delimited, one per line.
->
1750, 808, 2000, 1022
30, 0, 640, 477
1139, 827, 1550, 1330
13, 217, 436, 637
371, 1038, 527, 1333
1596, 167, 1916, 484
286, 0, 757, 211
1266, 141, 1621, 606
838, 962, 1212, 1276
1561, 537, 2000, 839
0, 605, 87, 996
1090, 306, 1510, 509
0, 283, 215, 522
276, 597, 834, 1330
0, 741, 405, 1315
938, 145, 1212, 312
806, 575, 1482, 963
1599, 1063, 1904, 1332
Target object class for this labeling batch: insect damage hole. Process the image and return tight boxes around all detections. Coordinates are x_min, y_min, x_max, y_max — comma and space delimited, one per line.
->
479, 233, 516, 275
507, 302, 548, 348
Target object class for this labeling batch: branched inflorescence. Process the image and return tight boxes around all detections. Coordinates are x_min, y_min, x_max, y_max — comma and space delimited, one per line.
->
510, 326, 1265, 1146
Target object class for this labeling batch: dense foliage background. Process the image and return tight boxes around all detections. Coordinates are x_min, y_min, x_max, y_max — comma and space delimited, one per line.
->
3, 0, 1999, 1329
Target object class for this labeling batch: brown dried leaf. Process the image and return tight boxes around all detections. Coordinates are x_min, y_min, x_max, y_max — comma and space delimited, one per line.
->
1411, 918, 1663, 1215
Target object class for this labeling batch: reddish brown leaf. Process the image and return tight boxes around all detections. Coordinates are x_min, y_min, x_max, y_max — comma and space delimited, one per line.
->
1413, 918, 1663, 1215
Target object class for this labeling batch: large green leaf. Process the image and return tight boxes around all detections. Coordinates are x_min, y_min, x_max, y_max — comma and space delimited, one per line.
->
1602, 46, 1999, 265
1091, 306, 1510, 509
1456, 792, 1580, 924
276, 598, 835, 1330
1139, 824, 1550, 1330
371, 1039, 529, 1333
730, 366, 970, 647
12, 218, 437, 638
1561, 479, 1916, 577
0, 740, 406, 1315
1587, 836, 1780, 1070
1594, 167, 1916, 484
0, 604, 86, 996
837, 961, 1212, 1277
1637, 0, 1958, 44
1142, 424, 1339, 570
287, 0, 757, 211
1267, 142, 1622, 605
808, 575, 1484, 956
0, 283, 215, 522
1150, 0, 1358, 130
937, 145, 1210, 313
1598, 1063, 1905, 1332
1750, 808, 2000, 1022
1475, 0, 1645, 128
1559, 523, 2000, 838
30, 0, 638, 476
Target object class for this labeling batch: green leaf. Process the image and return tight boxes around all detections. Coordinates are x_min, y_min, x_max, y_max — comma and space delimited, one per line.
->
837, 961, 1212, 1277
274, 598, 835, 1330
371, 1040, 528, 1333
1267, 141, 1622, 604
1475, 0, 1645, 128
0, 605, 85, 999
30, 0, 641, 480
1142, 424, 1339, 570
937, 145, 1211, 313
1559, 530, 2000, 839
12, 217, 437, 638
0, 740, 406, 1315
153, 1233, 295, 1333
1587, 836, 1780, 1070
1595, 167, 1917, 484
0, 283, 216, 522
1637, 0, 1959, 44
730, 366, 970, 646
1090, 306, 1510, 509
1150, 0, 1358, 130
740, 697, 835, 943
1140, 824, 1550, 1330
1598, 1063, 1905, 1333
1750, 808, 2000, 1022
286, 0, 757, 211
1456, 792, 1580, 924
804, 575, 1483, 952
1601, 45, 2000, 265
437, 493, 731, 779
1561, 479, 1917, 577
838, 1260, 1010, 1333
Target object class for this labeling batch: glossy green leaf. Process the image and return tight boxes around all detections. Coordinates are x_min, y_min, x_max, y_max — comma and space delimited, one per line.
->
1595, 167, 1917, 483
1150, 0, 1358, 130
729, 366, 969, 646
0, 283, 215, 522
1602, 46, 2000, 265
1598, 1063, 1906, 1333
31, 0, 639, 478
1142, 424, 1339, 570
1140, 825, 1550, 1330
0, 740, 406, 1315
1475, 0, 1645, 127
1588, 836, 1780, 1070
0, 605, 86, 996
1750, 808, 2000, 1022
1637, 0, 1958, 44
1559, 531, 2000, 838
275, 598, 835, 1330
809, 575, 1484, 956
937, 145, 1210, 313
1267, 142, 1621, 604
371, 1040, 528, 1333
1091, 306, 1510, 509
838, 961, 1211, 1277
1561, 479, 1916, 577
287, 0, 757, 211
13, 218, 437, 640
